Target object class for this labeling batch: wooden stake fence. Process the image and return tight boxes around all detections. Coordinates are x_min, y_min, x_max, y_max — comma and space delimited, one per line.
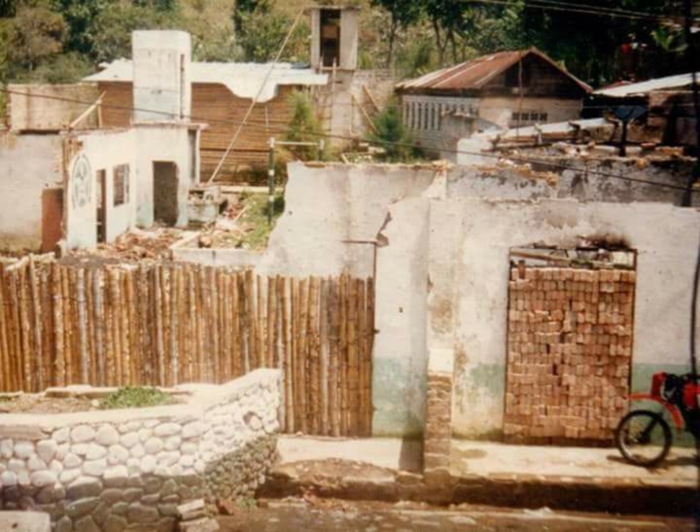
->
0, 260, 374, 437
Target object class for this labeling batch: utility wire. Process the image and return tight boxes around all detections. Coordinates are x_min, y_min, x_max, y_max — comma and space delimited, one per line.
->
206, 6, 306, 184
471, 0, 697, 22
0, 85, 697, 194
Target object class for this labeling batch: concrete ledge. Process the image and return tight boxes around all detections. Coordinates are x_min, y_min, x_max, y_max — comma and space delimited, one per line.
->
259, 463, 699, 517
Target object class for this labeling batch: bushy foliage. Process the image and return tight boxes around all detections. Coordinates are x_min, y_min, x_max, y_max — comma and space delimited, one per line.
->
101, 386, 173, 410
285, 90, 324, 161
367, 98, 418, 162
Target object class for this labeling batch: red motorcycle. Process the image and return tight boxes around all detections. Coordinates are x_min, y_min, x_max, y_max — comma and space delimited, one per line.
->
614, 372, 700, 466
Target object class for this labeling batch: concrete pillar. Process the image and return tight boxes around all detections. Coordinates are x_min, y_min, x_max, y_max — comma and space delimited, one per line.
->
132, 30, 191, 123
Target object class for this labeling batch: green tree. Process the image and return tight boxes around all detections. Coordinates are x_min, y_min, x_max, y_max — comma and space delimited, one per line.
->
90, 2, 178, 63
2, 5, 66, 72
285, 90, 324, 160
367, 98, 416, 161
233, 4, 308, 63
50, 0, 106, 56
371, 0, 422, 67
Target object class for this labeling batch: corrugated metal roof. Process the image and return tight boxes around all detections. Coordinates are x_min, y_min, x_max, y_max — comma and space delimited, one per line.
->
84, 60, 328, 103
396, 47, 591, 93
594, 72, 700, 97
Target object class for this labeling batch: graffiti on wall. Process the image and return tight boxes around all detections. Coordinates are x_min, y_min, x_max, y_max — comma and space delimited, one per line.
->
70, 154, 92, 209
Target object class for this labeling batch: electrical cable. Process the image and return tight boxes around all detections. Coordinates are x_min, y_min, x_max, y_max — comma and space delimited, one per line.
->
0, 85, 696, 194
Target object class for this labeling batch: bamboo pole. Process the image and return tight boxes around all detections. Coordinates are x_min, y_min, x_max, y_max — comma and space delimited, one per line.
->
0, 264, 11, 392
347, 276, 359, 436
153, 265, 164, 386
52, 263, 65, 387
138, 265, 152, 384
109, 268, 123, 386
28, 258, 43, 390
240, 273, 250, 374
17, 264, 31, 391
267, 276, 275, 369
213, 268, 222, 382
42, 265, 55, 388
308, 276, 321, 435
366, 276, 375, 435
7, 269, 20, 390
162, 266, 173, 385
76, 267, 89, 384
329, 278, 340, 437
209, 268, 217, 382
169, 265, 179, 386
61, 266, 73, 385
291, 278, 300, 432
93, 268, 105, 386
301, 279, 312, 433
281, 276, 292, 432
232, 272, 242, 377
246, 270, 257, 370
126, 267, 139, 386
357, 278, 368, 436
193, 266, 204, 381
320, 278, 330, 435
84, 266, 95, 385
257, 274, 265, 368
339, 274, 348, 435
175, 266, 185, 384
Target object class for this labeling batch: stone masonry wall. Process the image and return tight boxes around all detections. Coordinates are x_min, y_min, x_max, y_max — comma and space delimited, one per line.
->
423, 371, 452, 475
0, 369, 281, 531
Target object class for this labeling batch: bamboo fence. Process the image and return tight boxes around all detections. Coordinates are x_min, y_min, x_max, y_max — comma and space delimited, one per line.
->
0, 258, 374, 437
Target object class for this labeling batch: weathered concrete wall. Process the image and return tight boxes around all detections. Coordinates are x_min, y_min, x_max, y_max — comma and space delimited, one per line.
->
479, 96, 582, 130
448, 157, 699, 207
65, 130, 137, 250
132, 31, 191, 123
256, 162, 437, 436
7, 84, 100, 132
256, 162, 437, 279
260, 162, 699, 440
432, 198, 700, 438
135, 125, 193, 228
0, 135, 63, 252
0, 369, 280, 530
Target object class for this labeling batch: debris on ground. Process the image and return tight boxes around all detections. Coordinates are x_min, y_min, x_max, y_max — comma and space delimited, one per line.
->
178, 499, 219, 532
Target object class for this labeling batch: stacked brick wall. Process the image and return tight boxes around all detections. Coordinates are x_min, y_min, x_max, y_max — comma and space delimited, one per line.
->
423, 372, 452, 473
504, 266, 636, 442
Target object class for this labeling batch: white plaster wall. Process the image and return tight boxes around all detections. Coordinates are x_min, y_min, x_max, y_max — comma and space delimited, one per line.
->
132, 31, 191, 123
479, 97, 582, 130
440, 198, 700, 437
256, 162, 437, 278
373, 197, 430, 436
0, 135, 62, 251
135, 125, 193, 228
66, 130, 137, 249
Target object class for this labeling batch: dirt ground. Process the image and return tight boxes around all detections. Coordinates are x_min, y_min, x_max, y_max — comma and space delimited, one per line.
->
219, 499, 696, 532
0, 394, 96, 414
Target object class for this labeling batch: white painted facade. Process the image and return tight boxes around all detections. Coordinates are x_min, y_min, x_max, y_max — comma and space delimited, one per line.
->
260, 162, 700, 439
0, 135, 63, 252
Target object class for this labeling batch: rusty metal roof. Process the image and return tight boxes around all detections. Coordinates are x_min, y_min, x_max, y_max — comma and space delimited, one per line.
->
396, 47, 591, 94
594, 72, 700, 97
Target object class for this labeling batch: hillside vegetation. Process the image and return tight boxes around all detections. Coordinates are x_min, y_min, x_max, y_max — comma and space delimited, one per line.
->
0, 1, 692, 90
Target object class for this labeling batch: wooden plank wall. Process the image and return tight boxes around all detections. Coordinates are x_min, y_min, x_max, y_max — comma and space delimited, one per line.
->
97, 82, 297, 183
0, 259, 374, 437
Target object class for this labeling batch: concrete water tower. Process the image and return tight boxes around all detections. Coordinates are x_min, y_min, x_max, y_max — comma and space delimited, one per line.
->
309, 6, 359, 71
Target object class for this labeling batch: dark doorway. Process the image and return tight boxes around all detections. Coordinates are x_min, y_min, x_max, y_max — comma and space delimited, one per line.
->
320, 9, 341, 67
153, 161, 178, 226
96, 169, 106, 243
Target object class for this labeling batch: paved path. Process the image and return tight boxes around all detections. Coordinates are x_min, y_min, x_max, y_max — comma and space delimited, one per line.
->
451, 441, 698, 485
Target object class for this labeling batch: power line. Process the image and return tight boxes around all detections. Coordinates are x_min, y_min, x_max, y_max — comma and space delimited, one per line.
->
0, 85, 696, 194
207, 6, 307, 184
471, 0, 696, 23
